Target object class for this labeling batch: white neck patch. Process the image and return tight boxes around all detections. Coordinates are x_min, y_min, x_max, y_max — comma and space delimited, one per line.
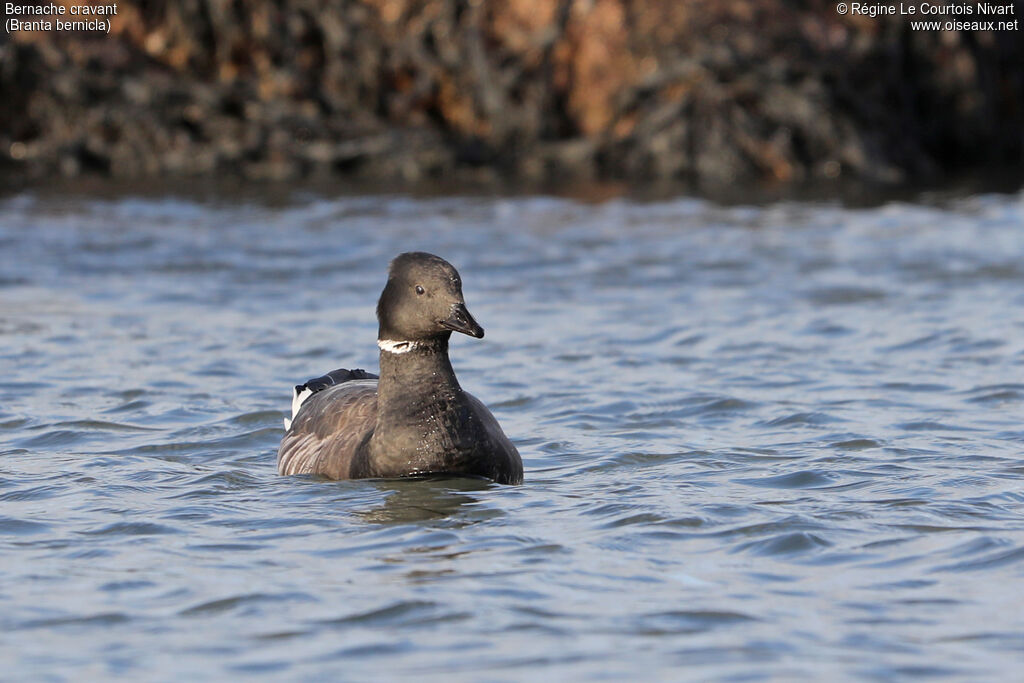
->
378, 339, 420, 354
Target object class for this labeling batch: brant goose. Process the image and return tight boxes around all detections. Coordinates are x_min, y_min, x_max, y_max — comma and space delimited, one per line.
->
278, 252, 523, 485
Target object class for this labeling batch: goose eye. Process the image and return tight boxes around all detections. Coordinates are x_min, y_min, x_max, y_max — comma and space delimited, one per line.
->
415, 285, 425, 295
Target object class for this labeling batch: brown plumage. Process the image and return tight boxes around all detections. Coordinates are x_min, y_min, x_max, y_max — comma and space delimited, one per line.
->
277, 379, 378, 479
277, 252, 523, 485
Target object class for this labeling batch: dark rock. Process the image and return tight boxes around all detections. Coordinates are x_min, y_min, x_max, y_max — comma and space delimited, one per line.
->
0, 1, 1020, 187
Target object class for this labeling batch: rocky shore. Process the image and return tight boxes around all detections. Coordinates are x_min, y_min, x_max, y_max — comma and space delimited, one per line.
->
2, 0, 1021, 187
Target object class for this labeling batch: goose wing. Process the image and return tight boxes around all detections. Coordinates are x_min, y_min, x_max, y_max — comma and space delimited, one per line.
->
278, 376, 379, 479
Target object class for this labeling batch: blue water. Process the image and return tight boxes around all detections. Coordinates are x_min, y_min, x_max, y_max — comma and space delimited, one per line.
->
1, 190, 1023, 680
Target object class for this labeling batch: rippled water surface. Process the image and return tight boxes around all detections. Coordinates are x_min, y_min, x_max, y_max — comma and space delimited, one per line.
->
2, 189, 1023, 680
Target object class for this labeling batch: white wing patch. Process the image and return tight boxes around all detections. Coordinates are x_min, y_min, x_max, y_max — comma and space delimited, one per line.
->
284, 386, 314, 430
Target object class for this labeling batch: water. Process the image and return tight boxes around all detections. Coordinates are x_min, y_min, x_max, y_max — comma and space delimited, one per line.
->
1, 189, 1023, 680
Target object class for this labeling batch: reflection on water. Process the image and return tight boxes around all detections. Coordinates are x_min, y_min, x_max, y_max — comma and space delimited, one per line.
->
1, 190, 1023, 679
355, 478, 494, 525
